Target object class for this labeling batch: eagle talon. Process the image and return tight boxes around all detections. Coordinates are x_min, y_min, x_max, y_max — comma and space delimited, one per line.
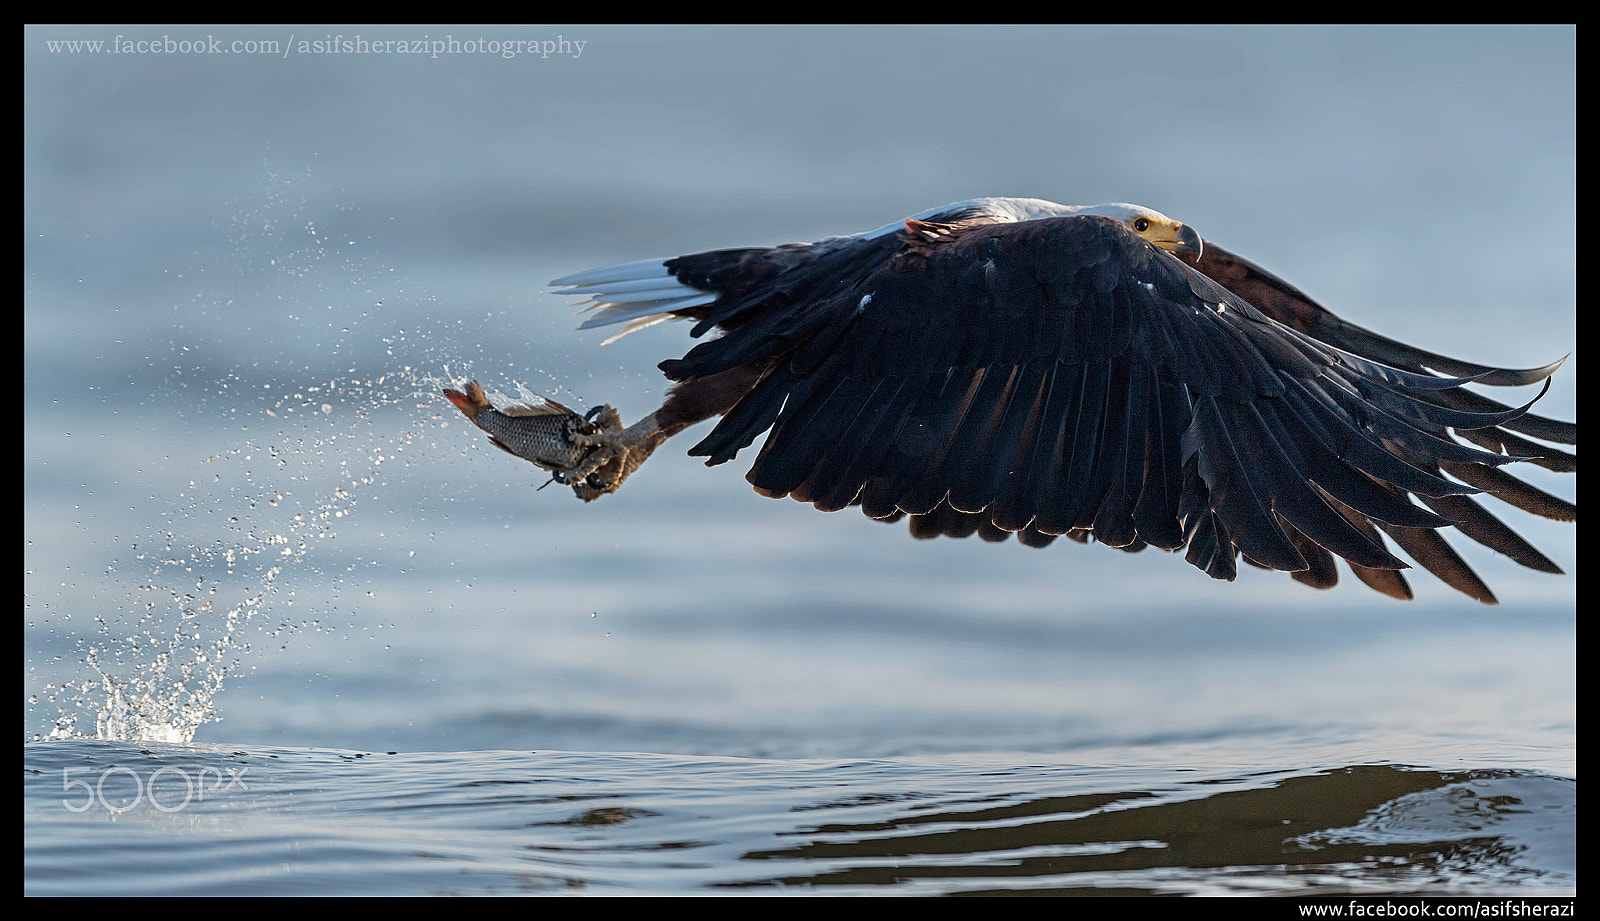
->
442, 380, 649, 501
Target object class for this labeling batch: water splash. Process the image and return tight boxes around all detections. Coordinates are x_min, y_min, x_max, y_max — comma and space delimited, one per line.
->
29, 165, 474, 743
36, 380, 434, 742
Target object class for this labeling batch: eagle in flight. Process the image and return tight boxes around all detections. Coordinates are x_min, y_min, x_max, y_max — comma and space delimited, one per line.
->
445, 198, 1576, 603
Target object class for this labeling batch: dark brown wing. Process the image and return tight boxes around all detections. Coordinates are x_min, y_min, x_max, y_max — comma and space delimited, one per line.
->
1187, 243, 1574, 448
1184, 243, 1575, 600
659, 215, 1568, 601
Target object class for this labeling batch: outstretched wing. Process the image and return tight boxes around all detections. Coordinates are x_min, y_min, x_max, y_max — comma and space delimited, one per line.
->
662, 214, 1565, 602
1182, 243, 1575, 600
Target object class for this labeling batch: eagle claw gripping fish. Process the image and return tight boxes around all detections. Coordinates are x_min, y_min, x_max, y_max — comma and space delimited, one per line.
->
443, 380, 664, 501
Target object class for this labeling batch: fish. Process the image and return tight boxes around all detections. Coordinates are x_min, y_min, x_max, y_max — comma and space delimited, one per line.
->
442, 380, 621, 489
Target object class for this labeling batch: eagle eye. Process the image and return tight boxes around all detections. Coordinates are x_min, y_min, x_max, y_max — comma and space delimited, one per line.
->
1132, 218, 1151, 233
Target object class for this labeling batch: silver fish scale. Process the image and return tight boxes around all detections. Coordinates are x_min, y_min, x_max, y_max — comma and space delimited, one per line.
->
475, 408, 595, 471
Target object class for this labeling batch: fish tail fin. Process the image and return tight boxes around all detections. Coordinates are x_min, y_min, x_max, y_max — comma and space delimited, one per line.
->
443, 380, 492, 422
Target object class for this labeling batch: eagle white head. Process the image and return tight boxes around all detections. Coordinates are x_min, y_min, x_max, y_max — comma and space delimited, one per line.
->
1082, 202, 1203, 259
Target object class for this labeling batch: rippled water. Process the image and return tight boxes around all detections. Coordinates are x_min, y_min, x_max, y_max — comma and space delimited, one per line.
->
25, 26, 1574, 897
23, 740, 1577, 896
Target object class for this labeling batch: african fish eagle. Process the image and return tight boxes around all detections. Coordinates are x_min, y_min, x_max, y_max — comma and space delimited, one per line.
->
492, 198, 1575, 603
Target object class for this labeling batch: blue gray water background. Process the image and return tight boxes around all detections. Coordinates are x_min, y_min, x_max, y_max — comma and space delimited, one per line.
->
25, 26, 1574, 896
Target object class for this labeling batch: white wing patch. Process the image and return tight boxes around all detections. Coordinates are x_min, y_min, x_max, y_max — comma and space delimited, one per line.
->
550, 257, 717, 342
